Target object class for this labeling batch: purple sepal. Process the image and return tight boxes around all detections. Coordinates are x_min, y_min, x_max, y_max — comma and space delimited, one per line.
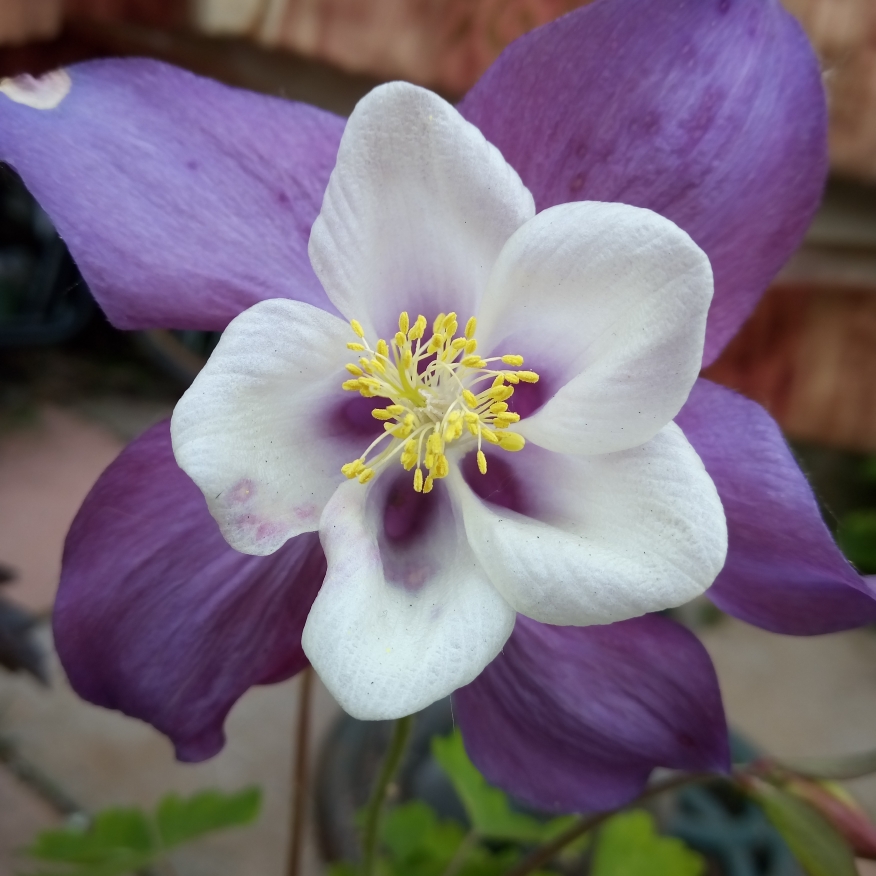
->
679, 380, 876, 635
0, 58, 344, 330
54, 421, 325, 761
460, 0, 828, 366
453, 614, 729, 813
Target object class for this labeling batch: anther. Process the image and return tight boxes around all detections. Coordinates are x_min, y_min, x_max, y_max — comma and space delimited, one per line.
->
501, 354, 524, 366
409, 315, 427, 340
350, 319, 365, 338
399, 312, 410, 333
464, 317, 477, 339
461, 355, 487, 369
496, 432, 526, 451
345, 364, 363, 376
518, 371, 540, 383
477, 450, 487, 474
413, 469, 424, 492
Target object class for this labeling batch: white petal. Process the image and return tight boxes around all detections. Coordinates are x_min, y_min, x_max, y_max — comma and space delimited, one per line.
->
303, 475, 515, 719
308, 82, 534, 338
477, 202, 713, 455
449, 423, 727, 626
171, 299, 360, 555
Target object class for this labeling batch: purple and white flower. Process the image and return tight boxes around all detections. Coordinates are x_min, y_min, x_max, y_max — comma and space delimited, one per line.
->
1, 0, 873, 813
170, 81, 726, 720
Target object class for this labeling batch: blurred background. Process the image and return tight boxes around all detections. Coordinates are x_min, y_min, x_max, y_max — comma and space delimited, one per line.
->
0, 1, 875, 874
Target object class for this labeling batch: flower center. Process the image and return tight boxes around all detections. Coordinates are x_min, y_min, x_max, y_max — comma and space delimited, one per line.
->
340, 311, 539, 493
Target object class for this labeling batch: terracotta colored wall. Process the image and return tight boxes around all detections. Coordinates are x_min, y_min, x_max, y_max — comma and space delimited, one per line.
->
197, 0, 876, 179
0, 0, 62, 46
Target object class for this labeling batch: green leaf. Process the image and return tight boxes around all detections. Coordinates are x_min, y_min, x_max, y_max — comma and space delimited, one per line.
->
837, 511, 876, 574
431, 731, 547, 842
28, 808, 154, 864
23, 787, 262, 876
751, 781, 857, 876
155, 786, 261, 848
326, 864, 358, 876
591, 810, 705, 876
380, 800, 465, 863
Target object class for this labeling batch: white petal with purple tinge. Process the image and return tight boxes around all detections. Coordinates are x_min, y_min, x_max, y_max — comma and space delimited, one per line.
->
450, 423, 727, 626
303, 477, 515, 719
171, 298, 355, 555
309, 81, 535, 339
477, 201, 713, 456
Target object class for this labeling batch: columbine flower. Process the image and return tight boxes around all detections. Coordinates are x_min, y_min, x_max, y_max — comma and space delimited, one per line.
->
2, 0, 873, 813
169, 81, 726, 720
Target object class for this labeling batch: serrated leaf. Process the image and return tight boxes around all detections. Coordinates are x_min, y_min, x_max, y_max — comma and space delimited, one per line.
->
156, 786, 261, 848
28, 808, 154, 864
751, 781, 857, 876
381, 800, 465, 863
591, 810, 705, 876
432, 731, 546, 842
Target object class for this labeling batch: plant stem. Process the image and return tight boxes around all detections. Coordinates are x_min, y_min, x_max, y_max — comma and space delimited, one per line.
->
286, 667, 314, 876
360, 714, 414, 876
502, 771, 714, 876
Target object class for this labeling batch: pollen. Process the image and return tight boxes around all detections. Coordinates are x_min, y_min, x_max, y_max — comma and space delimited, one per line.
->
339, 310, 537, 490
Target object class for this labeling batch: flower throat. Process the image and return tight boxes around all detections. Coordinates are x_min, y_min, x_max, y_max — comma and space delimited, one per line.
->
340, 311, 538, 493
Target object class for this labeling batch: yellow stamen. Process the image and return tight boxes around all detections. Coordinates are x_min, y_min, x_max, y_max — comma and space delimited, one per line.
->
338, 311, 538, 490
496, 432, 526, 451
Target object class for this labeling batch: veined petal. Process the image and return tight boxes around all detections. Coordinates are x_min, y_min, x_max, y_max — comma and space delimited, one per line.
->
54, 422, 325, 762
450, 424, 726, 626
0, 59, 343, 330
461, 0, 827, 366
478, 202, 711, 455
454, 614, 729, 813
171, 299, 357, 555
678, 380, 876, 634
308, 81, 534, 339
302, 475, 515, 719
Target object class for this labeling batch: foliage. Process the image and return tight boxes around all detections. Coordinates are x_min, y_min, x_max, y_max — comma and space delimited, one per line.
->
748, 780, 857, 876
837, 510, 876, 574
590, 810, 704, 876
21, 787, 261, 876
330, 730, 708, 876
